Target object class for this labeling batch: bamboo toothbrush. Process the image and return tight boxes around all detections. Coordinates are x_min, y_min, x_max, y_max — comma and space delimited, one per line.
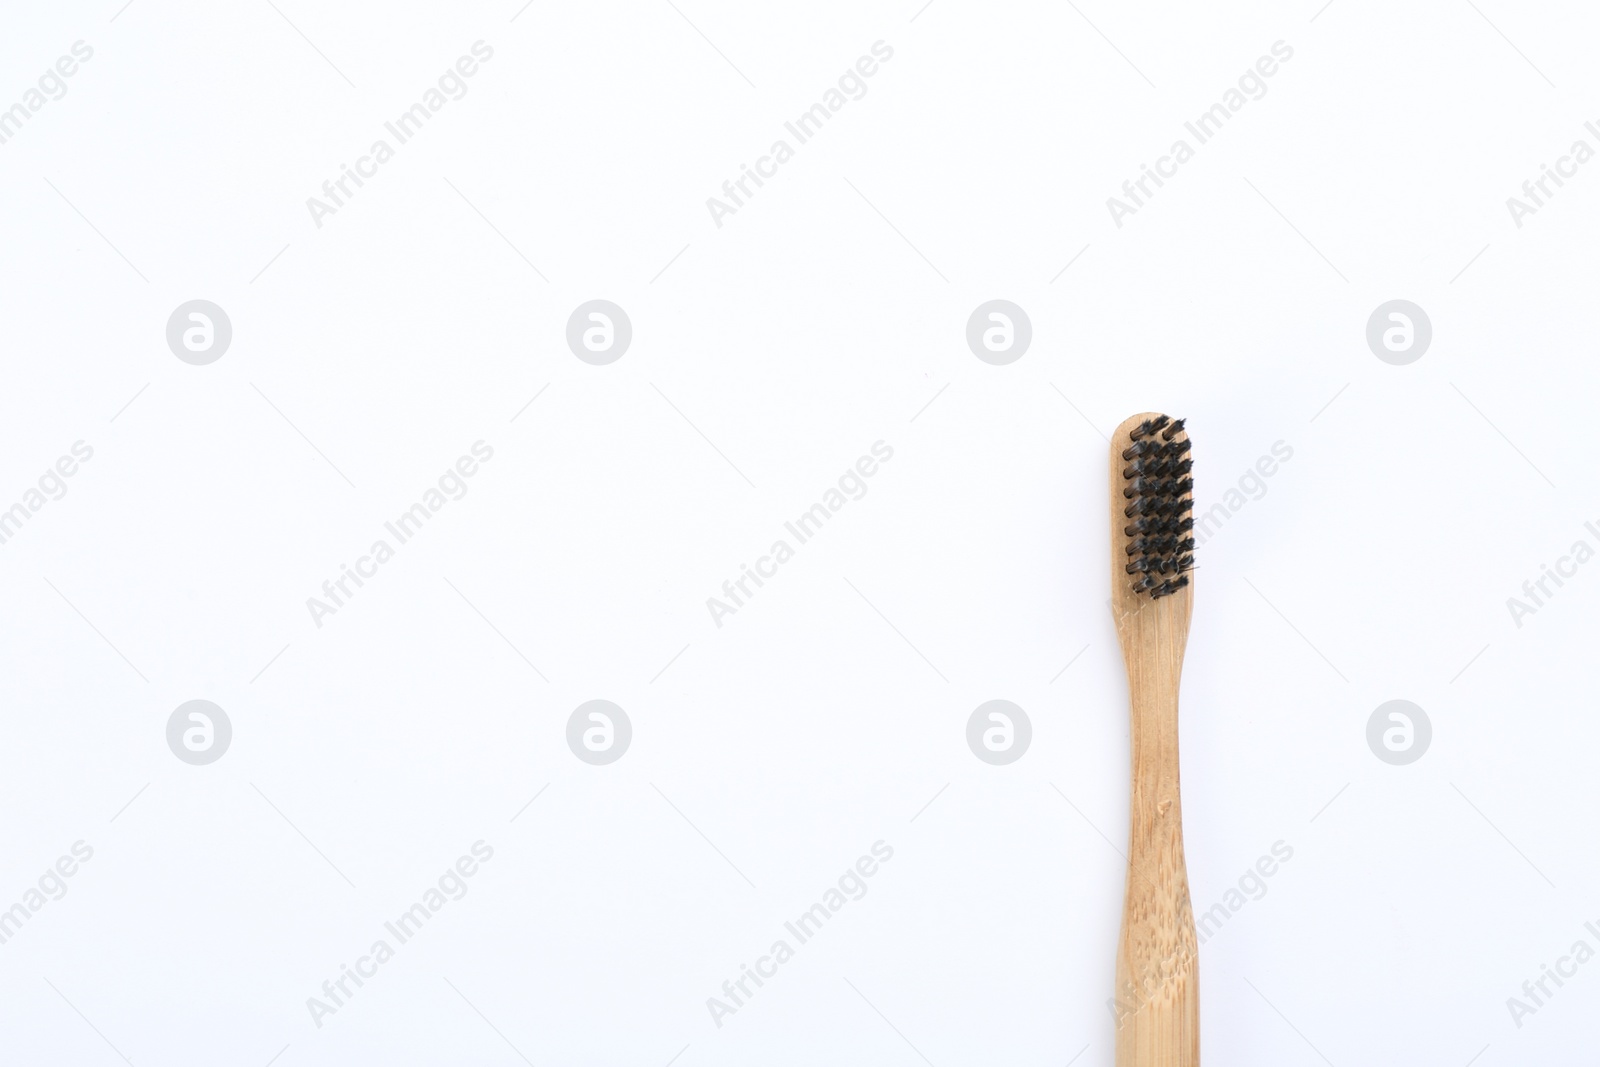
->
1109, 412, 1199, 1067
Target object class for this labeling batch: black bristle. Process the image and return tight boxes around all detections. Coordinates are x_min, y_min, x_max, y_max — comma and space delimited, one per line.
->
1122, 415, 1193, 600
1125, 514, 1184, 536
1129, 414, 1170, 440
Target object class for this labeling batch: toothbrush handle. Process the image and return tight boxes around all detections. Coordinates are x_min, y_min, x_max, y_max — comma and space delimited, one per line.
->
1114, 669, 1199, 1067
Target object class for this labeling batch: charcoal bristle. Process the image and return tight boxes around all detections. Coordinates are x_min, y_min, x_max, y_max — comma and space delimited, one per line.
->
1129, 415, 1171, 441
1122, 415, 1193, 598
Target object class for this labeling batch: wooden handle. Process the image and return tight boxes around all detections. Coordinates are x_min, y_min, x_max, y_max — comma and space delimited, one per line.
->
1109, 412, 1199, 1067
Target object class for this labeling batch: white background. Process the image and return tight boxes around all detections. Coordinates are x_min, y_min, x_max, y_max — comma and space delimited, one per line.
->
3, 0, 1599, 1064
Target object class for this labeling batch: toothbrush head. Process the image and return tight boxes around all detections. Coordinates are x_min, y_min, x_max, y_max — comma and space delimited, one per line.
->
1118, 414, 1194, 599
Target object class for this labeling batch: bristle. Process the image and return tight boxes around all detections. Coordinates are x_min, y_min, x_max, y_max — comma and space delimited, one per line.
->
1121, 415, 1193, 598
1129, 415, 1170, 440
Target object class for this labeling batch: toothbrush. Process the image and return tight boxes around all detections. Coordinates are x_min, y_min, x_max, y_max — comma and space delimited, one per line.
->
1109, 412, 1199, 1067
